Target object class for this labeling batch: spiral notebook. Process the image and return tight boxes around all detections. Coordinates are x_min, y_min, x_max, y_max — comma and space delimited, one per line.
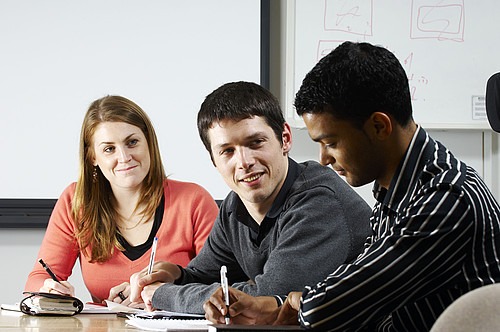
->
125, 310, 210, 331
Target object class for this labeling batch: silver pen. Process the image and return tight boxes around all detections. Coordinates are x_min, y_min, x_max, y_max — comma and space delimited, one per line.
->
220, 265, 230, 324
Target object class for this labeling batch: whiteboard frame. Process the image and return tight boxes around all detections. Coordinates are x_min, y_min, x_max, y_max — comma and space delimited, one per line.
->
0, 0, 269, 227
0, 0, 265, 200
284, 0, 302, 128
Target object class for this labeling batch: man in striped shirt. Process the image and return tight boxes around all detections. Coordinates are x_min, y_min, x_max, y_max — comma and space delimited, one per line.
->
203, 41, 500, 331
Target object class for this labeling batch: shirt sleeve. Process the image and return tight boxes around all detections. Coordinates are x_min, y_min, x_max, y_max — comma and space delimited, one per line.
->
152, 211, 247, 313
24, 184, 80, 292
298, 182, 473, 331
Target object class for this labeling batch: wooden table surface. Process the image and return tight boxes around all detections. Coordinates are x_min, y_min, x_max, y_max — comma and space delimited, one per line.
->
0, 309, 138, 331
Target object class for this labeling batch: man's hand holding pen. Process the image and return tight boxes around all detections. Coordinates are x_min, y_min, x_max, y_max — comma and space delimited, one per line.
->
203, 286, 281, 325
220, 265, 230, 324
129, 261, 181, 311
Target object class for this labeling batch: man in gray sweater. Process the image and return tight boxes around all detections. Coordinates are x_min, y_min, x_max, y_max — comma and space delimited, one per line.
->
129, 81, 371, 314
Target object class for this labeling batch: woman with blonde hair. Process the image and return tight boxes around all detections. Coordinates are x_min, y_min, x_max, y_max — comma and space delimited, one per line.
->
25, 95, 218, 305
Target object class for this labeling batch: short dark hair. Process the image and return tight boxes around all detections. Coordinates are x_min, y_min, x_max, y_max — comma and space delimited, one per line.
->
295, 41, 413, 128
197, 81, 285, 156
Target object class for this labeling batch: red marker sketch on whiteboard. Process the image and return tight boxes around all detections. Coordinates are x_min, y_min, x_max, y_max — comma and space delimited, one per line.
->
316, 42, 430, 103
403, 52, 429, 102
317, 40, 344, 61
324, 0, 373, 36
410, 0, 465, 41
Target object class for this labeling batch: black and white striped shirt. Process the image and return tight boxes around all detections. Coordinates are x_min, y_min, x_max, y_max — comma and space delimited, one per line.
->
299, 126, 500, 331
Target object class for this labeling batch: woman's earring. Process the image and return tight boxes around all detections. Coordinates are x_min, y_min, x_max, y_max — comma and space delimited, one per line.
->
92, 166, 98, 183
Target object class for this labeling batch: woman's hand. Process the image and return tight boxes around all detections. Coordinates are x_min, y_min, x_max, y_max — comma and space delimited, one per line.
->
129, 261, 180, 304
108, 282, 133, 306
39, 278, 74, 297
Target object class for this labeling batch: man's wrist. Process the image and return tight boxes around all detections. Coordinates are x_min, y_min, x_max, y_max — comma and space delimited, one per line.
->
173, 265, 184, 284
257, 296, 282, 324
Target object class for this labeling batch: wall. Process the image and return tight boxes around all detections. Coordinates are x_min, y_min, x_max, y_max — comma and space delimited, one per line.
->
0, 229, 88, 305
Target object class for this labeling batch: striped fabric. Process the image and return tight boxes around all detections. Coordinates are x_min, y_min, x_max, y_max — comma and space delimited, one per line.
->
299, 126, 500, 331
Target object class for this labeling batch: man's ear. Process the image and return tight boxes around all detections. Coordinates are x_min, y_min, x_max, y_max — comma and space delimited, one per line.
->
282, 122, 293, 154
366, 112, 392, 140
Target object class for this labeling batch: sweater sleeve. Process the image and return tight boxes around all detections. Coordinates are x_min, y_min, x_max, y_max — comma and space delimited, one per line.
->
152, 183, 372, 314
24, 184, 80, 292
152, 208, 248, 313
228, 184, 369, 296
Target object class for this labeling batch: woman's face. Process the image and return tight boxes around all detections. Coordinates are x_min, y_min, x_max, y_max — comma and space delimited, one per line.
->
91, 121, 150, 193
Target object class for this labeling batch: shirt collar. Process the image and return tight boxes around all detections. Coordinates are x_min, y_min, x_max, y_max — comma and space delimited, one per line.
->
373, 125, 431, 211
268, 157, 299, 218
231, 157, 300, 227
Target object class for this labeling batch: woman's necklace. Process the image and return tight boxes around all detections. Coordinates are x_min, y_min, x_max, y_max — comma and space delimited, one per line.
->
122, 219, 143, 230
119, 211, 146, 230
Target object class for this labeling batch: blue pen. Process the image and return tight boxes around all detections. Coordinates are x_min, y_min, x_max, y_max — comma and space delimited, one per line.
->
147, 237, 158, 275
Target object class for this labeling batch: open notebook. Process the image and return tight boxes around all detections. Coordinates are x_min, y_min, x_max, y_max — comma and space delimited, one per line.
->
125, 310, 210, 331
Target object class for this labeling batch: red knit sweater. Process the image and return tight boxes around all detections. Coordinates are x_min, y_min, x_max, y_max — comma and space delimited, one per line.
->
25, 179, 218, 302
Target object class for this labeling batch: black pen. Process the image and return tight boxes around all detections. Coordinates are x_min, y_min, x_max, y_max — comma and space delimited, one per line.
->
38, 258, 62, 284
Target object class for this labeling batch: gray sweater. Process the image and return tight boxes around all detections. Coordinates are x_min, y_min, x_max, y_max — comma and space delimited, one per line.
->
152, 159, 371, 313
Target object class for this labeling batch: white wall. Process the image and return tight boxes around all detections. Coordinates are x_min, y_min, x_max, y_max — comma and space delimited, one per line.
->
0, 230, 88, 305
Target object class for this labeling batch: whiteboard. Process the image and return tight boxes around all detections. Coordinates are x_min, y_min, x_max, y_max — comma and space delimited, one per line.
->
285, 0, 500, 129
0, 0, 261, 199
